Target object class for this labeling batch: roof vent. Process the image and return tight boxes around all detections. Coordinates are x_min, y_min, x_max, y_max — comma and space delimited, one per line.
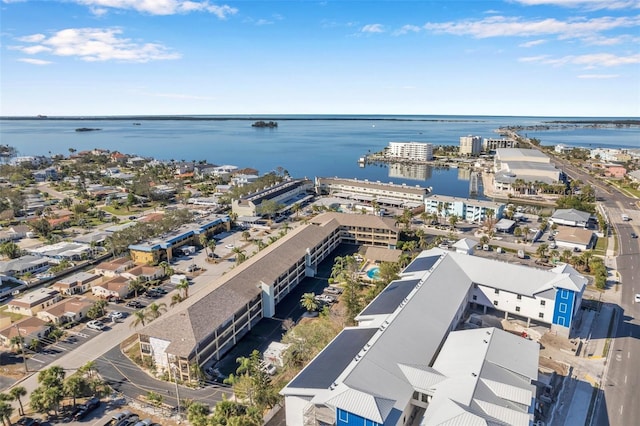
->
483, 340, 488, 344
472, 373, 477, 377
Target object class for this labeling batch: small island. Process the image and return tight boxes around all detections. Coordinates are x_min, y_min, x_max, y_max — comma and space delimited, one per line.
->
75, 127, 102, 132
251, 120, 278, 128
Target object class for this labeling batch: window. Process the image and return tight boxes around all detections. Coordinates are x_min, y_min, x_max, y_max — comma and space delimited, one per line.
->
493, 300, 498, 306
515, 306, 521, 312
517, 294, 522, 300
338, 410, 348, 422
494, 289, 500, 294
540, 300, 546, 306
472, 295, 477, 301
539, 312, 544, 319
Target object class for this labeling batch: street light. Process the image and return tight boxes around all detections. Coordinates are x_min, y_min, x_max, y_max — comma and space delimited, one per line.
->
13, 324, 28, 373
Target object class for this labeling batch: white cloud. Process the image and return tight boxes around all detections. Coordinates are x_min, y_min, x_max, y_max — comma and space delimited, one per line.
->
17, 34, 46, 43
577, 73, 620, 78
519, 52, 640, 67
15, 28, 181, 62
361, 24, 385, 33
74, 1, 238, 17
519, 39, 547, 47
18, 58, 52, 65
423, 15, 640, 40
393, 25, 421, 36
512, 0, 639, 11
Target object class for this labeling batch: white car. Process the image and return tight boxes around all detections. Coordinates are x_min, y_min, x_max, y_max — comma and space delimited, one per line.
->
225, 244, 234, 249
635, 294, 640, 303
108, 311, 125, 319
87, 320, 105, 331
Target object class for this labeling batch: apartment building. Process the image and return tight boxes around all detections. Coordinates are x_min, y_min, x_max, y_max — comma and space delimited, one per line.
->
459, 135, 482, 156
483, 137, 518, 151
315, 177, 429, 209
424, 194, 505, 223
388, 142, 433, 161
6, 288, 61, 316
231, 178, 313, 217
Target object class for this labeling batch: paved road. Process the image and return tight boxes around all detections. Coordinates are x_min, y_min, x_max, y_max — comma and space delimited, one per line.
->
550, 155, 640, 426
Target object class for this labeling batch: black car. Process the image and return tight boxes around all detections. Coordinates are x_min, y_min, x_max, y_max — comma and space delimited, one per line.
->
632, 232, 638, 239
17, 418, 40, 426
74, 397, 100, 420
125, 300, 144, 309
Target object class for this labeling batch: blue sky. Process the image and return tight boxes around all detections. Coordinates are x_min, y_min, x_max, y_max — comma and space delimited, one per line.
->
1, 0, 639, 117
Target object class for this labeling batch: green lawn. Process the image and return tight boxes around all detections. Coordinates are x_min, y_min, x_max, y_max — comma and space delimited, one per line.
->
0, 305, 25, 322
593, 236, 607, 256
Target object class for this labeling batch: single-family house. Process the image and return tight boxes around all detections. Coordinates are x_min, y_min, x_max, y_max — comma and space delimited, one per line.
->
0, 225, 30, 243
122, 265, 164, 282
550, 209, 593, 228
6, 288, 61, 316
91, 276, 130, 299
0, 317, 51, 349
0, 255, 50, 277
554, 226, 596, 251
50, 272, 101, 295
37, 297, 93, 325
94, 257, 134, 277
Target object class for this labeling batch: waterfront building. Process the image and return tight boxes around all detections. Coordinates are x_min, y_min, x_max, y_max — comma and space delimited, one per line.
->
231, 178, 313, 217
483, 137, 518, 152
388, 141, 433, 161
0, 255, 50, 277
91, 276, 130, 299
6, 288, 61, 316
315, 177, 429, 210
136, 212, 399, 381
555, 144, 573, 154
27, 242, 92, 262
493, 148, 562, 193
459, 135, 482, 156
280, 247, 579, 425
550, 209, 593, 228
424, 194, 505, 223
590, 148, 632, 163
94, 257, 134, 277
128, 214, 230, 265
0, 225, 30, 243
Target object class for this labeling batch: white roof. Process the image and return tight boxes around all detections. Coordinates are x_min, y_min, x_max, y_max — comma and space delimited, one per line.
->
453, 238, 477, 250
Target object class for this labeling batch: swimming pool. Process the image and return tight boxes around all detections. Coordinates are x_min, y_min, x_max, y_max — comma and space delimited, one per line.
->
367, 267, 380, 279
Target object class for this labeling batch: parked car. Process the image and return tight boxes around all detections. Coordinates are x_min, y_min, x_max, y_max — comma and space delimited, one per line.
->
125, 300, 144, 309
632, 232, 638, 239
260, 361, 277, 376
17, 417, 41, 426
86, 320, 105, 331
153, 287, 168, 295
107, 311, 125, 319
133, 419, 152, 426
74, 397, 100, 420
635, 294, 640, 303
325, 286, 343, 295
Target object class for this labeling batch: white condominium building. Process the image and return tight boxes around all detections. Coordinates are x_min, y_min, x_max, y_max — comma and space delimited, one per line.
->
459, 135, 482, 156
388, 142, 433, 161
483, 137, 518, 151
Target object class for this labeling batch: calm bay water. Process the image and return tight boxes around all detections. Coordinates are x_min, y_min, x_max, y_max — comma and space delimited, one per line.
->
1, 115, 638, 199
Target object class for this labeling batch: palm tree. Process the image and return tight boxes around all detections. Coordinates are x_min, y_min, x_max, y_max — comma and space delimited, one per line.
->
128, 278, 145, 298
170, 293, 184, 307
232, 247, 246, 265
177, 278, 190, 299
146, 302, 167, 321
9, 386, 26, 416
300, 293, 318, 312
448, 214, 459, 230
536, 243, 549, 259
208, 240, 217, 259
28, 338, 40, 352
581, 251, 593, 272
0, 397, 14, 426
9, 335, 24, 353
199, 234, 208, 256
130, 310, 147, 328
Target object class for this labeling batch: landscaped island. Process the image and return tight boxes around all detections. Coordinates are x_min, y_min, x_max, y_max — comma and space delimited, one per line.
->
251, 120, 278, 128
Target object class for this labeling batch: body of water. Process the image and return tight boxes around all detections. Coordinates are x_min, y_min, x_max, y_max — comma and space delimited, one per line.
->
1, 115, 637, 199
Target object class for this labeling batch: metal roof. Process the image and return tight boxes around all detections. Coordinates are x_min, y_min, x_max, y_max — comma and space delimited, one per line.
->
287, 327, 378, 390
358, 279, 420, 316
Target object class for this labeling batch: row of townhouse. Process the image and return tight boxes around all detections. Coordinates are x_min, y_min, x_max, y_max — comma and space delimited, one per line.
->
281, 247, 586, 425
315, 177, 428, 210
231, 178, 314, 217
136, 212, 400, 382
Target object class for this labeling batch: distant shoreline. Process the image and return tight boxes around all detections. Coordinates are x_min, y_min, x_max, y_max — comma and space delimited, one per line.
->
1, 116, 638, 125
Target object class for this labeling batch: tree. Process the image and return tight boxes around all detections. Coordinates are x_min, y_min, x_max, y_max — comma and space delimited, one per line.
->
177, 278, 190, 299
63, 375, 87, 407
170, 293, 184, 307
199, 234, 208, 257
87, 300, 108, 319
0, 242, 20, 259
145, 302, 167, 321
9, 386, 26, 416
448, 214, 459, 230
300, 293, 318, 312
208, 240, 217, 259
0, 397, 14, 426
536, 243, 549, 260
130, 310, 147, 328
128, 278, 145, 298
187, 402, 210, 426
233, 247, 247, 265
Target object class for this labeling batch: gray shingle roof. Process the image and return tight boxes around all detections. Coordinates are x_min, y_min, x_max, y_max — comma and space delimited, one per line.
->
140, 221, 340, 358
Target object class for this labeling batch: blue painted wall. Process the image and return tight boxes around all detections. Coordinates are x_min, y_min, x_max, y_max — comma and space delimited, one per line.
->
336, 408, 382, 426
552, 288, 575, 328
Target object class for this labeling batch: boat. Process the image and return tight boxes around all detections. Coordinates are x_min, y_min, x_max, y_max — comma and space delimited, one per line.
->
252, 120, 278, 128
133, 122, 141, 126
75, 127, 102, 132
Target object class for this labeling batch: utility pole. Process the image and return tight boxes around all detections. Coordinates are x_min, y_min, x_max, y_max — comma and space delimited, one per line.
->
171, 365, 181, 419
14, 324, 28, 373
